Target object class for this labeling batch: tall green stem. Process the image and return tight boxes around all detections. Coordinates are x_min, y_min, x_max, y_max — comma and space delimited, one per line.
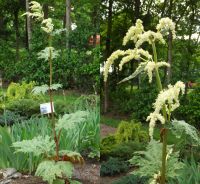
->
152, 42, 167, 184
48, 35, 59, 160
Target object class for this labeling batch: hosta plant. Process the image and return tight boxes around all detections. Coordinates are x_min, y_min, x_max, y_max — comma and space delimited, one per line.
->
103, 18, 200, 184
13, 1, 87, 184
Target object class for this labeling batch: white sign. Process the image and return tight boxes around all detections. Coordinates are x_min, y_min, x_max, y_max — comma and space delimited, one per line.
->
40, 102, 55, 115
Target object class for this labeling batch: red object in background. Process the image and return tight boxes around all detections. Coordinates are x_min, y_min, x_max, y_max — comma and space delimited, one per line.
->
88, 34, 100, 45
187, 81, 198, 88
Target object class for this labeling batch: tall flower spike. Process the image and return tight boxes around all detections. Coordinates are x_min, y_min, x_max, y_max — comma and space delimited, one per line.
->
123, 19, 144, 45
103, 50, 126, 82
41, 18, 54, 33
119, 48, 152, 71
144, 61, 170, 83
156, 17, 176, 39
147, 81, 185, 138
25, 1, 44, 21
147, 112, 165, 139
153, 81, 185, 114
135, 31, 165, 48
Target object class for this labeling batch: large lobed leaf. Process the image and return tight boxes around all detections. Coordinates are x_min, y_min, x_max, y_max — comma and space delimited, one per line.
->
35, 160, 73, 184
12, 135, 55, 156
129, 140, 184, 182
171, 120, 200, 145
32, 84, 62, 95
55, 111, 88, 132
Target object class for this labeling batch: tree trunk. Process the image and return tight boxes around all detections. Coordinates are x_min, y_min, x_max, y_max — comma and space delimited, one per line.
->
14, 9, 20, 61
104, 0, 113, 113
43, 4, 49, 19
166, 0, 173, 84
135, 0, 141, 90
66, 0, 71, 49
26, 0, 32, 51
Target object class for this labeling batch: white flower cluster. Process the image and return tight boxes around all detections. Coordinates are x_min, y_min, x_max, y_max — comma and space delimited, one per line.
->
37, 47, 59, 61
136, 31, 165, 48
41, 18, 54, 33
147, 81, 185, 138
123, 19, 144, 45
103, 50, 126, 82
119, 49, 152, 71
149, 171, 161, 184
156, 17, 176, 38
144, 61, 170, 83
103, 48, 152, 81
23, 1, 54, 34
23, 1, 44, 21
166, 148, 173, 161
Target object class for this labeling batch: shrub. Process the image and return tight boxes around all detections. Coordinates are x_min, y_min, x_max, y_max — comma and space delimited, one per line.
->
101, 138, 146, 161
115, 121, 148, 143
100, 157, 129, 176
6, 99, 40, 118
0, 110, 25, 126
6, 81, 36, 101
109, 84, 157, 121
175, 86, 200, 129
112, 174, 149, 184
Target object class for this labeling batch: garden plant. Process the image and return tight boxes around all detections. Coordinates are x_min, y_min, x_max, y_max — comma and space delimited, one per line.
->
11, 1, 90, 184
103, 18, 200, 184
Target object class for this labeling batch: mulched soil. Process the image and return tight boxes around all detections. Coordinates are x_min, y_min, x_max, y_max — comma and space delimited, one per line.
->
11, 176, 47, 184
7, 160, 100, 184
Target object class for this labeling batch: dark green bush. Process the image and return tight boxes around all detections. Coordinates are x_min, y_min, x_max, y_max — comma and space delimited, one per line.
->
100, 157, 129, 176
109, 85, 157, 121
175, 86, 200, 129
112, 174, 148, 184
0, 110, 25, 126
101, 138, 146, 161
6, 99, 40, 118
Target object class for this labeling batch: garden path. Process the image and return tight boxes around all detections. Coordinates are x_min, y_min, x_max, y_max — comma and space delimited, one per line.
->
100, 124, 116, 138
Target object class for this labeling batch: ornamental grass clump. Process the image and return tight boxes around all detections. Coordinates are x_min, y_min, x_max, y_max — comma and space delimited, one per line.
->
13, 1, 88, 184
103, 18, 200, 184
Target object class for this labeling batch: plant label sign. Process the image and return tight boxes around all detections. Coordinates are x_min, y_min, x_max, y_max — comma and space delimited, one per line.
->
40, 102, 55, 114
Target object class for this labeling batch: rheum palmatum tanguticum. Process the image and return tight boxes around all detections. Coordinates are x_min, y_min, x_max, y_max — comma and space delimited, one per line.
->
103, 18, 193, 184
13, 1, 87, 184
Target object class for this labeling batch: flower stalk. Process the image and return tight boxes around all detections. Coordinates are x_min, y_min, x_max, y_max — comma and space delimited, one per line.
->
48, 35, 60, 161
152, 41, 167, 184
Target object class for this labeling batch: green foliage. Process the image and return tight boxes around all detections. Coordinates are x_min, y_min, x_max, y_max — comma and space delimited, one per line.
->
112, 174, 148, 184
170, 157, 200, 184
13, 135, 55, 156
175, 86, 200, 129
55, 111, 89, 132
6, 98, 40, 117
109, 85, 157, 121
0, 126, 39, 172
171, 120, 200, 145
6, 81, 36, 100
129, 140, 184, 182
35, 160, 73, 184
32, 83, 62, 95
100, 157, 129, 176
100, 136, 146, 160
0, 110, 25, 126
115, 121, 148, 143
